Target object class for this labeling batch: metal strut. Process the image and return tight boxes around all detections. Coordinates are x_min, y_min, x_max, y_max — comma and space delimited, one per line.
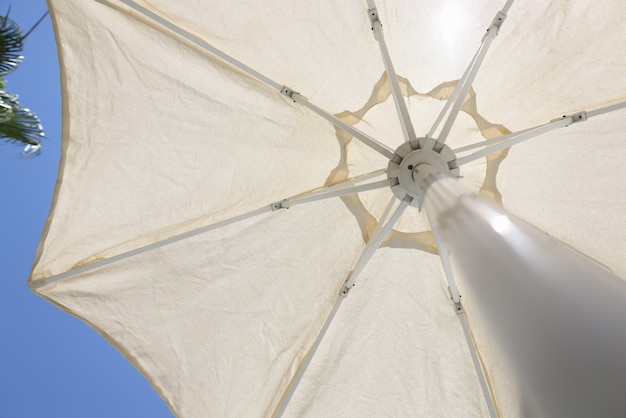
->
341, 195, 411, 296
428, 0, 515, 141
32, 169, 389, 290
274, 296, 345, 417
271, 178, 391, 210
453, 110, 591, 166
281, 87, 395, 159
367, 3, 418, 143
435, 12, 505, 144
110, 1, 394, 160
427, 211, 499, 418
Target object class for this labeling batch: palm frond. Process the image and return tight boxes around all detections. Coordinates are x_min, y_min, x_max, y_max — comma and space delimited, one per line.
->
0, 91, 44, 149
0, 80, 13, 122
22, 10, 49, 41
0, 9, 24, 76
0, 99, 13, 123
0, 9, 49, 155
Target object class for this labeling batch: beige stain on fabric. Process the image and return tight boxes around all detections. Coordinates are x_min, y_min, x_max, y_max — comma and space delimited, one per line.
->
326, 72, 511, 254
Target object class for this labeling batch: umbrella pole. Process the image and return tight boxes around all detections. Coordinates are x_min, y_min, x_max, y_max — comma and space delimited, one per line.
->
421, 166, 626, 417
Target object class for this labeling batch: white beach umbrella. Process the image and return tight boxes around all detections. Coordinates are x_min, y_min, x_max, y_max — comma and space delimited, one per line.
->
32, 0, 626, 416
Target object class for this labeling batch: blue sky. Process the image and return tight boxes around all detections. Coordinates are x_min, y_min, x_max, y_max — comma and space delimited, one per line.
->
0, 1, 172, 416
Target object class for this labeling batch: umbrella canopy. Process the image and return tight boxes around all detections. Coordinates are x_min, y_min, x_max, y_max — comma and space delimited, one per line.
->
32, 0, 626, 416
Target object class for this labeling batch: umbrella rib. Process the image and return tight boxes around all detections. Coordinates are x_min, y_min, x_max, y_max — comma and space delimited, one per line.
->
107, 0, 394, 160
586, 99, 626, 118
457, 313, 500, 418
436, 24, 500, 144
427, 210, 499, 418
454, 99, 626, 163
281, 88, 395, 159
281, 178, 391, 209
275, 195, 406, 416
433, 0, 511, 144
274, 295, 344, 417
113, 0, 282, 90
29, 206, 273, 291
427, 45, 483, 140
455, 117, 573, 165
29, 169, 390, 290
501, 0, 516, 14
285, 168, 387, 201
452, 124, 540, 154
367, 3, 417, 143
454, 101, 626, 166
341, 195, 411, 294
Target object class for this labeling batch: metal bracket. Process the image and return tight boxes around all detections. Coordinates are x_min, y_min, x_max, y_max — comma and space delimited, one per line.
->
280, 86, 297, 102
368, 8, 380, 24
340, 284, 354, 297
340, 279, 355, 297
270, 200, 286, 211
447, 286, 464, 314
568, 111, 589, 125
454, 298, 464, 314
368, 8, 381, 40
550, 111, 588, 126
341, 268, 361, 296
482, 11, 507, 41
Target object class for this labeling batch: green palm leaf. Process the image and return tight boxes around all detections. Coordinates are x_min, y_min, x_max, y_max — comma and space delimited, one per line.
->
0, 10, 24, 76
0, 91, 43, 153
0, 9, 49, 154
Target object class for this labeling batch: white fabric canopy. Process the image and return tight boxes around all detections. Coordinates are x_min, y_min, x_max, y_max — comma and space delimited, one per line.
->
33, 0, 626, 416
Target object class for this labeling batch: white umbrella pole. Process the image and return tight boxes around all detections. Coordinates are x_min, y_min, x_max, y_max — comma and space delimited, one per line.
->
421, 166, 626, 417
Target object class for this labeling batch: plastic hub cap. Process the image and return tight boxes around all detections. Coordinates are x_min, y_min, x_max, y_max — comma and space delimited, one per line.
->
387, 137, 459, 206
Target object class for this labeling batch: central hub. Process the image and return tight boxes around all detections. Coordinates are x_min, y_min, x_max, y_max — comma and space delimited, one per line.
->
387, 137, 458, 206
